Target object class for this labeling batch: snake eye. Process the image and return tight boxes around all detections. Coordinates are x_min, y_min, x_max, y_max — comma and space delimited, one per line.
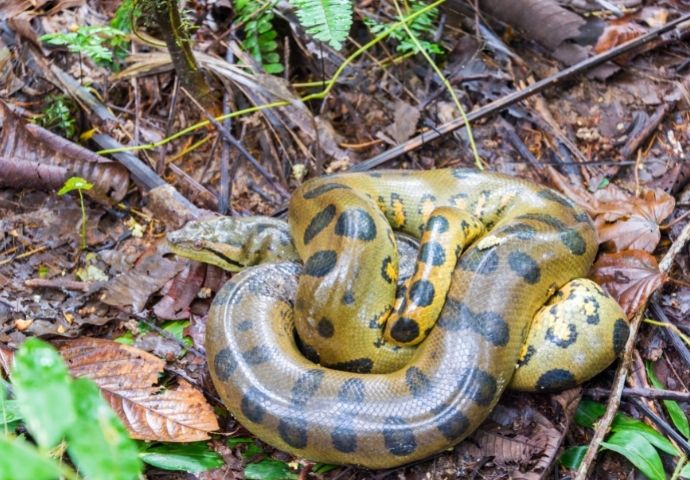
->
193, 239, 204, 249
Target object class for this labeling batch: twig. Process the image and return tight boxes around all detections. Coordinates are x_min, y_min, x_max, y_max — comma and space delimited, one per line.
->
24, 278, 94, 292
351, 12, 690, 173
586, 387, 690, 402
181, 87, 290, 199
574, 218, 690, 479
219, 44, 235, 215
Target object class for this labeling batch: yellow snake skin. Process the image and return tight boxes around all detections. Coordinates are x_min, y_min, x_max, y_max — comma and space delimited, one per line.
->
168, 168, 629, 468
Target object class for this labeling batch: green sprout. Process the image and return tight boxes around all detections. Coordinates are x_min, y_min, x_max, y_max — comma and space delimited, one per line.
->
58, 177, 94, 250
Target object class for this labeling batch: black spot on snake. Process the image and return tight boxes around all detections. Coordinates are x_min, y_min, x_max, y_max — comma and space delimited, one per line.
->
536, 369, 577, 391
242, 345, 271, 364
613, 318, 629, 355
303, 204, 336, 245
546, 323, 577, 348
338, 378, 366, 404
517, 213, 566, 230
304, 250, 337, 277
278, 416, 308, 449
317, 318, 335, 338
381, 256, 395, 284
426, 215, 449, 233
575, 211, 593, 224
406, 367, 431, 398
508, 251, 541, 284
297, 337, 320, 364
302, 182, 350, 199
241, 387, 268, 423
537, 189, 575, 208
236, 320, 253, 332
213, 348, 236, 381
500, 223, 537, 241
291, 369, 325, 406
433, 405, 470, 441
335, 208, 377, 241
586, 303, 601, 325
329, 357, 374, 374
342, 290, 355, 305
457, 367, 497, 406
560, 229, 587, 256
449, 193, 468, 207
409, 280, 435, 307
331, 415, 358, 453
458, 248, 498, 274
439, 300, 509, 347
517, 345, 536, 367
383, 417, 417, 456
419, 242, 445, 266
390, 317, 420, 343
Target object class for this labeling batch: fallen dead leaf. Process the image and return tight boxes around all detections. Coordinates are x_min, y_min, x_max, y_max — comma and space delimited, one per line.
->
59, 337, 219, 442
547, 167, 674, 252
590, 250, 668, 317
0, 344, 13, 377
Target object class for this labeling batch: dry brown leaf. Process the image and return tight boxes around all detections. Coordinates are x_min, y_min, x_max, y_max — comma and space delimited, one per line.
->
594, 20, 647, 55
472, 430, 539, 465
595, 189, 675, 252
0, 344, 13, 378
0, 101, 129, 204
590, 250, 667, 317
59, 337, 218, 442
547, 167, 674, 252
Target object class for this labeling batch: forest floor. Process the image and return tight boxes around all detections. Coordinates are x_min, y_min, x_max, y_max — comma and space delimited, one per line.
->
2, 0, 690, 478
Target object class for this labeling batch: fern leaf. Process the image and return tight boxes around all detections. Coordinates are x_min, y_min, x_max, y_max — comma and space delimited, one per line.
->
291, 0, 352, 50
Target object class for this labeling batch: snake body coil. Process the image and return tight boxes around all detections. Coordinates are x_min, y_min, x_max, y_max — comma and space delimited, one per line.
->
169, 169, 629, 468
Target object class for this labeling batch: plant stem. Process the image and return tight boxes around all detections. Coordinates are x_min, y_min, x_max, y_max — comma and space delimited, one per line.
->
78, 189, 87, 250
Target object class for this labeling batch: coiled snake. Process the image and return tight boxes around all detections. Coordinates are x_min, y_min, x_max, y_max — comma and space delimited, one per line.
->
168, 169, 628, 468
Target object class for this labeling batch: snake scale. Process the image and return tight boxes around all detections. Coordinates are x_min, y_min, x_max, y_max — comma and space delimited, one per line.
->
168, 169, 629, 468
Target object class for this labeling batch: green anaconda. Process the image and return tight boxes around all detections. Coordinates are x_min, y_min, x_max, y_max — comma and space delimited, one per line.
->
168, 168, 629, 468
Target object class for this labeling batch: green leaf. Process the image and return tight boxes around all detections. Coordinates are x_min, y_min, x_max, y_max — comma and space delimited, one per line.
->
646, 362, 690, 439
227, 436, 255, 446
11, 338, 75, 448
0, 436, 64, 480
139, 442, 224, 472
290, 0, 353, 50
611, 415, 678, 456
66, 379, 142, 480
575, 398, 606, 428
58, 176, 93, 195
559, 445, 588, 470
0, 399, 22, 426
680, 462, 690, 478
244, 459, 298, 480
601, 431, 665, 480
575, 399, 677, 456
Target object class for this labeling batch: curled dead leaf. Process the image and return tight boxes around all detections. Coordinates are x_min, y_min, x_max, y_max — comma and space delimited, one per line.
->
590, 250, 668, 317
59, 337, 218, 442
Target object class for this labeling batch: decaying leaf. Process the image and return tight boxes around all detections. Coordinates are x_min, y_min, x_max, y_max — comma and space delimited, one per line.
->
548, 168, 674, 252
0, 344, 13, 378
0, 101, 129, 204
590, 250, 667, 317
59, 337, 219, 442
102, 243, 188, 313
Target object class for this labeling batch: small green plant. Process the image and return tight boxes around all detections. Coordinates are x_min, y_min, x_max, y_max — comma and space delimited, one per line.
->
36, 96, 78, 139
58, 177, 93, 250
559, 398, 689, 479
1, 338, 141, 480
41, 25, 128, 67
365, 1, 442, 55
234, 0, 284, 74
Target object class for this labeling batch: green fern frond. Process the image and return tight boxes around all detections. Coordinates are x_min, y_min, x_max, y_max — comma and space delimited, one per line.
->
290, 0, 352, 50
234, 0, 284, 73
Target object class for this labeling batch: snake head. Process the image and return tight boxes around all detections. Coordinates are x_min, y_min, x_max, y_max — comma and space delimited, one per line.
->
167, 216, 299, 272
